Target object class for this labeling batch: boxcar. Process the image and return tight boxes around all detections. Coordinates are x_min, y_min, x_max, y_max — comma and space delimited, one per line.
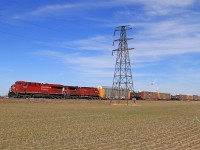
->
176, 94, 188, 101
187, 95, 193, 101
98, 86, 131, 100
193, 95, 198, 101
139, 91, 158, 100
193, 95, 200, 101
157, 92, 171, 100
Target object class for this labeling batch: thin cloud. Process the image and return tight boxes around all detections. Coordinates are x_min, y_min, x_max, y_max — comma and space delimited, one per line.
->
135, 20, 200, 38
30, 4, 74, 16
60, 36, 113, 51
35, 16, 200, 66
33, 50, 114, 78
12, 3, 76, 19
11, 0, 197, 19
33, 50, 154, 78
33, 50, 114, 69
120, 0, 196, 15
58, 18, 200, 59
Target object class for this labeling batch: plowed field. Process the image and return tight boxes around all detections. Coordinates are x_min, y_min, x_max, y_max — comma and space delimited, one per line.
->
0, 99, 200, 149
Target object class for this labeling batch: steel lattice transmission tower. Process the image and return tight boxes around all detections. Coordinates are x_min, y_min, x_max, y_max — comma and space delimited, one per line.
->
111, 25, 134, 102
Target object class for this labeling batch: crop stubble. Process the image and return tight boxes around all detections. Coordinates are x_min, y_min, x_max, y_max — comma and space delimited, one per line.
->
0, 99, 200, 149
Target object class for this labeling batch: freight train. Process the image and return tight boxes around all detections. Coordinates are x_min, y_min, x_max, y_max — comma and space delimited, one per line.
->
8, 81, 200, 101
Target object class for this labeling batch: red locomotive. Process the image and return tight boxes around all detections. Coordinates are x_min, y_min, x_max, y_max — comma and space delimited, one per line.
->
8, 81, 99, 99
8, 81, 64, 99
64, 86, 99, 99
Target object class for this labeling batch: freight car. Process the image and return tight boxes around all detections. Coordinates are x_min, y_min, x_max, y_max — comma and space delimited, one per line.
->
138, 91, 158, 100
157, 92, 171, 100
136, 91, 171, 100
193, 95, 200, 101
176, 94, 188, 101
187, 95, 193, 101
98, 86, 132, 100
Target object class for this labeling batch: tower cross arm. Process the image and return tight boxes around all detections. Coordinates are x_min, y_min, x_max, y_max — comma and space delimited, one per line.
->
112, 48, 134, 51
112, 48, 134, 55
115, 25, 132, 30
113, 38, 133, 42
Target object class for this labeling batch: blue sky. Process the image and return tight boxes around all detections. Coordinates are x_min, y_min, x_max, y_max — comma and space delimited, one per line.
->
0, 0, 200, 96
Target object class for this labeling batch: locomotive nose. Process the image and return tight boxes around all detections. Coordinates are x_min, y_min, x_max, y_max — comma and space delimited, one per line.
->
9, 85, 14, 92
11, 85, 15, 90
